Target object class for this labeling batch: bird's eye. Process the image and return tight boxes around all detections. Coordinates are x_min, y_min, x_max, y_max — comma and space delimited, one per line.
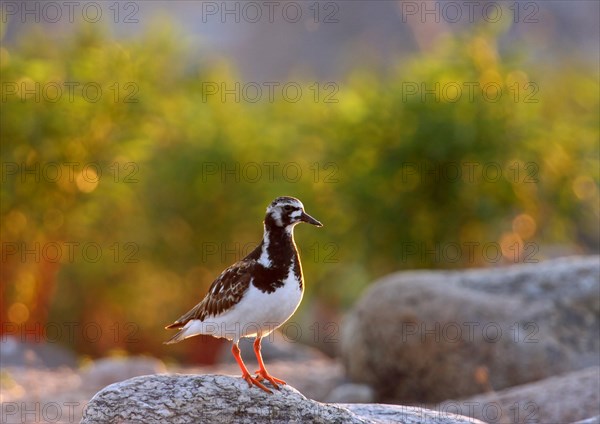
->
283, 205, 293, 212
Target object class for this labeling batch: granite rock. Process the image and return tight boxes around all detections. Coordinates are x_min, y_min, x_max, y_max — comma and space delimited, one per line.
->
341, 256, 600, 403
437, 366, 600, 424
81, 374, 486, 424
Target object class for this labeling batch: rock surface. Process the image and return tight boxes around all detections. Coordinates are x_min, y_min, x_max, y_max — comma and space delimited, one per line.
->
572, 417, 600, 424
326, 383, 376, 404
81, 356, 167, 388
341, 256, 600, 403
81, 374, 486, 424
437, 366, 600, 424
1, 355, 345, 423
0, 336, 78, 368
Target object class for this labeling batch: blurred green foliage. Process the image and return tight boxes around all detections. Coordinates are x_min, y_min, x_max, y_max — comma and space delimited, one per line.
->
1, 21, 598, 358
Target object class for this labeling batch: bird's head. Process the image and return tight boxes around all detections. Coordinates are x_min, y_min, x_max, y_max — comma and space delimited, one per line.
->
265, 196, 323, 229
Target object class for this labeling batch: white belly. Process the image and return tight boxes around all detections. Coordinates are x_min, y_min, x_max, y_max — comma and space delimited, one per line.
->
183, 271, 303, 342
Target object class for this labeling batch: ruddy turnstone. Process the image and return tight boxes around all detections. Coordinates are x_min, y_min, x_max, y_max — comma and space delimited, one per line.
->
165, 196, 322, 393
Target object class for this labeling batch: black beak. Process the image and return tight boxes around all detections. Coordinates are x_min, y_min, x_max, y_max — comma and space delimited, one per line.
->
300, 211, 323, 227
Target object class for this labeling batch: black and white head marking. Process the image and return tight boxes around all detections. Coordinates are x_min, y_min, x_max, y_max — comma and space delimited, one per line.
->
266, 197, 305, 228
258, 196, 322, 268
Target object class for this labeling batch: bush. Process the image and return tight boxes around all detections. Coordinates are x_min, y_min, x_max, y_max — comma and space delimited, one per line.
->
1, 22, 597, 357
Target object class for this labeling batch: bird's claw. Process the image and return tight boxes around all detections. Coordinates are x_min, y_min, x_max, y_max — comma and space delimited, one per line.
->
254, 369, 286, 389
242, 372, 273, 394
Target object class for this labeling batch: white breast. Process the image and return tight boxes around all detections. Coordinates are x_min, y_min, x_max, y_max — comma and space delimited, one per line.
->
182, 268, 303, 342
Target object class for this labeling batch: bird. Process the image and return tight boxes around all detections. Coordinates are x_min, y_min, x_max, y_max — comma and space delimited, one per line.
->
164, 196, 322, 393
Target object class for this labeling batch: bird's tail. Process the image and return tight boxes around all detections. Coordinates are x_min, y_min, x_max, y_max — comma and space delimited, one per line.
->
163, 328, 188, 345
164, 319, 203, 344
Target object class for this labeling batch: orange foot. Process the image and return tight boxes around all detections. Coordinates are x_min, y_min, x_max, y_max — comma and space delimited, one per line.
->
241, 371, 273, 394
254, 369, 286, 389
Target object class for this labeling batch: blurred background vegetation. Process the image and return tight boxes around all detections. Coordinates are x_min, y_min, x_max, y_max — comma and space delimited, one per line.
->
1, 3, 598, 363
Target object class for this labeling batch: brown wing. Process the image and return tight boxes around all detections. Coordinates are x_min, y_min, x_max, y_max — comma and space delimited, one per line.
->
164, 260, 254, 329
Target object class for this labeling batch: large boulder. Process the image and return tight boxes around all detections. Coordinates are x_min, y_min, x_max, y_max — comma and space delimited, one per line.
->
80, 374, 486, 424
341, 256, 600, 403
438, 366, 600, 424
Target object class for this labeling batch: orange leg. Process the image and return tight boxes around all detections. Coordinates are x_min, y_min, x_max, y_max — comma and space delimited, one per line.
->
231, 342, 272, 394
253, 337, 286, 389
